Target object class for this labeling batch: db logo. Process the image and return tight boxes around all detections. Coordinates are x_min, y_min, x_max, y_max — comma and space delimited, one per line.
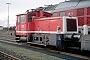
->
22, 25, 24, 28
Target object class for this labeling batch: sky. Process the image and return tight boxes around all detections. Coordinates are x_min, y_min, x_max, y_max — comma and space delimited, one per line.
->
0, 0, 65, 27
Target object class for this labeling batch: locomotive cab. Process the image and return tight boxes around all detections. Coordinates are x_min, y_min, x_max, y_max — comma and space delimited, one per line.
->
16, 14, 26, 40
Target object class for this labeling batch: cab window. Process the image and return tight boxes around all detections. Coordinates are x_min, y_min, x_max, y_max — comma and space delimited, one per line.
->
18, 15, 26, 24
28, 14, 36, 22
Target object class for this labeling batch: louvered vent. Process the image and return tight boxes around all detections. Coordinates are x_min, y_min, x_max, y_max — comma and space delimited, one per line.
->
78, 17, 84, 26
77, 8, 84, 16
87, 7, 90, 15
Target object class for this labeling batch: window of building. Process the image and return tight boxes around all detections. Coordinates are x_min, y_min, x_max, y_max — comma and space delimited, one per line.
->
52, 13, 58, 17
77, 8, 84, 16
60, 11, 65, 17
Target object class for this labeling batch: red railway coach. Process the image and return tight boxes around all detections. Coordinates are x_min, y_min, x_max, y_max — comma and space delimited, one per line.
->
16, 10, 78, 50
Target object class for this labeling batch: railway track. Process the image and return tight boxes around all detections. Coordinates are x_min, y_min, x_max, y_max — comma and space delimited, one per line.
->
0, 39, 90, 60
4, 37, 89, 60
25, 44, 90, 60
0, 51, 20, 60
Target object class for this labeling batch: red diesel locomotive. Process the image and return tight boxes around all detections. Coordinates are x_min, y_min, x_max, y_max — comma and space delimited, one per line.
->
16, 10, 78, 50
15, 0, 90, 51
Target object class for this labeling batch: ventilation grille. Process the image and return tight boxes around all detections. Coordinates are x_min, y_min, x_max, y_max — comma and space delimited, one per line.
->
78, 17, 84, 26
77, 8, 84, 16
87, 7, 90, 15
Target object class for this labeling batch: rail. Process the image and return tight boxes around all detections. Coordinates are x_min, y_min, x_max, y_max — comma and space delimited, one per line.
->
0, 51, 20, 60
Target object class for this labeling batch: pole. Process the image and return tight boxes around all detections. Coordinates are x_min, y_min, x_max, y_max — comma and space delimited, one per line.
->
6, 3, 11, 34
8, 4, 9, 34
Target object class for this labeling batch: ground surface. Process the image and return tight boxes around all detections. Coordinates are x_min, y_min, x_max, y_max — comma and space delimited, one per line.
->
0, 29, 89, 60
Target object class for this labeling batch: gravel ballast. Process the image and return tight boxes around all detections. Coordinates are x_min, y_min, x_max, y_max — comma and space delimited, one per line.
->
0, 42, 65, 60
